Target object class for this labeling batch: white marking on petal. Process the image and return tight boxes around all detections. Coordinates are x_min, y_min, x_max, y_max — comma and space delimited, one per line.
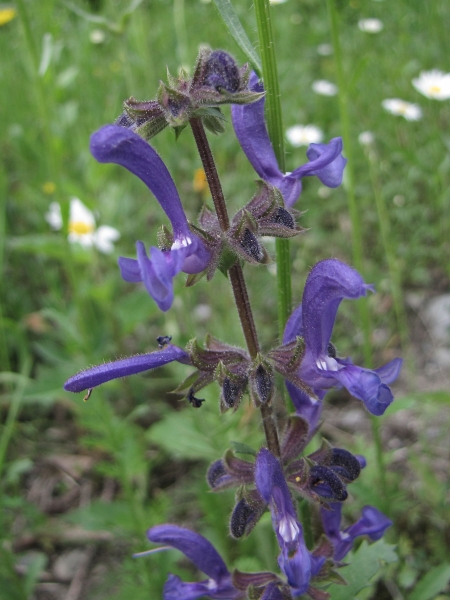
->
278, 514, 300, 544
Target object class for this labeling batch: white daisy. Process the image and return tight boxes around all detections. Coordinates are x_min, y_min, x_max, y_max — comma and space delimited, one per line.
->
381, 99, 422, 121
358, 131, 375, 146
46, 198, 120, 254
312, 79, 338, 96
412, 70, 450, 100
358, 18, 384, 33
317, 43, 333, 56
89, 29, 105, 44
286, 125, 324, 147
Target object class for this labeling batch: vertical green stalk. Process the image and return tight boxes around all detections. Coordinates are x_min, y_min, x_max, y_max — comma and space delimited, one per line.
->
326, 0, 387, 493
173, 0, 189, 67
0, 359, 31, 481
365, 148, 410, 357
253, 0, 292, 337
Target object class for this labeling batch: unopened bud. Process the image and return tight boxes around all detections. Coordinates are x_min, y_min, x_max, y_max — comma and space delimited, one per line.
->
203, 50, 241, 93
206, 459, 228, 489
309, 465, 348, 501
241, 228, 265, 262
272, 206, 295, 229
329, 448, 361, 481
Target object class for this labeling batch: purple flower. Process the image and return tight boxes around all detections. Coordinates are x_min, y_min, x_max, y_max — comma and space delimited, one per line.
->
283, 259, 402, 416
147, 524, 240, 599
64, 344, 189, 393
321, 502, 392, 561
90, 125, 211, 311
255, 448, 315, 596
231, 73, 347, 207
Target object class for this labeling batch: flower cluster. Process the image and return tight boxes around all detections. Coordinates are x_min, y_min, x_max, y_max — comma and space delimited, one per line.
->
64, 49, 401, 598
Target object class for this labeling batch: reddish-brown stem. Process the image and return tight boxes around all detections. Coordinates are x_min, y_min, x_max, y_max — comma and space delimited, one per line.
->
189, 117, 281, 457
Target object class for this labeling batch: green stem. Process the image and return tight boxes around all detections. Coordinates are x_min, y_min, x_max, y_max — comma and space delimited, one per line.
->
366, 148, 410, 358
326, 0, 387, 492
0, 358, 31, 481
253, 0, 292, 337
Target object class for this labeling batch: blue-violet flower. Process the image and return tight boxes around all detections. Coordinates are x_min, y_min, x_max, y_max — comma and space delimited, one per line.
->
255, 448, 320, 596
283, 259, 402, 416
231, 73, 347, 207
90, 125, 211, 311
147, 524, 240, 599
321, 502, 392, 561
64, 344, 189, 393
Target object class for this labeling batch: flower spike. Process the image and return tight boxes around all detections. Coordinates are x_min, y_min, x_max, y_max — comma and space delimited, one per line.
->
283, 259, 402, 416
232, 73, 347, 207
90, 125, 211, 311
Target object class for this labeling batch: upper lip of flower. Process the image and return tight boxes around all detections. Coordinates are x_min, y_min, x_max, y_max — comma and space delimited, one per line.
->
90, 124, 211, 311
283, 259, 402, 416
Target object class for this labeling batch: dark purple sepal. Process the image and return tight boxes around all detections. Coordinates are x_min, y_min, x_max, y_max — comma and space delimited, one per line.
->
64, 345, 189, 393
230, 490, 265, 539
280, 415, 310, 463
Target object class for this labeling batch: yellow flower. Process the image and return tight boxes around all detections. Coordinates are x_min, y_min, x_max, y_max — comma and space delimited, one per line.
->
0, 7, 16, 26
42, 181, 56, 195
193, 168, 208, 195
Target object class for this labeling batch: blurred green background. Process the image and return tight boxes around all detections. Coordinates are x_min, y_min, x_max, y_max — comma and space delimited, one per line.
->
1, 0, 450, 598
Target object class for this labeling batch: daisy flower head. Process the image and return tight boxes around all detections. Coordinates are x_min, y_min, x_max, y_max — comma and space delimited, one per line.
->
312, 79, 338, 96
358, 131, 375, 146
381, 98, 422, 121
358, 18, 384, 33
412, 69, 450, 100
286, 124, 324, 147
46, 198, 120, 254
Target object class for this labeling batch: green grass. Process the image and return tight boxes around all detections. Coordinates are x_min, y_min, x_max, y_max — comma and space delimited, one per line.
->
1, 0, 450, 597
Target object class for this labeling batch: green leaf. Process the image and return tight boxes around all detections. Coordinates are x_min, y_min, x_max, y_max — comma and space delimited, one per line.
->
408, 564, 450, 600
230, 441, 256, 456
211, 0, 262, 75
328, 540, 397, 600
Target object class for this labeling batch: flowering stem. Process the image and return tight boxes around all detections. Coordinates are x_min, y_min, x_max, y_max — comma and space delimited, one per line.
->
189, 117, 281, 457
253, 0, 292, 336
326, 0, 387, 493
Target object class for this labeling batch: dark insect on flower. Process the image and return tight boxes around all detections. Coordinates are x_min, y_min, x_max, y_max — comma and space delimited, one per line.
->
157, 335, 172, 348
187, 388, 205, 408
327, 342, 336, 358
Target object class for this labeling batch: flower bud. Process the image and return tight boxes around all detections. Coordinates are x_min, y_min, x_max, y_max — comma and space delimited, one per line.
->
309, 465, 348, 502
202, 50, 241, 93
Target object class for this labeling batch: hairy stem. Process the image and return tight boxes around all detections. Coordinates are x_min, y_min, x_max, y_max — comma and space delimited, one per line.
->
189, 117, 280, 457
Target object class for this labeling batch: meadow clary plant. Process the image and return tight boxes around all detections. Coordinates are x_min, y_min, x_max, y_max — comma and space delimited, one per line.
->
65, 44, 400, 598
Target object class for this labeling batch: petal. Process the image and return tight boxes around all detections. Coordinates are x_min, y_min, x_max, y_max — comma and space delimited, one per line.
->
285, 382, 323, 430
90, 125, 190, 236
332, 363, 394, 415
292, 138, 347, 188
64, 345, 189, 392
374, 357, 403, 385
277, 542, 311, 596
283, 304, 303, 344
301, 259, 372, 358
231, 73, 283, 186
94, 225, 120, 254
320, 503, 343, 547
147, 525, 230, 583
162, 574, 220, 600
